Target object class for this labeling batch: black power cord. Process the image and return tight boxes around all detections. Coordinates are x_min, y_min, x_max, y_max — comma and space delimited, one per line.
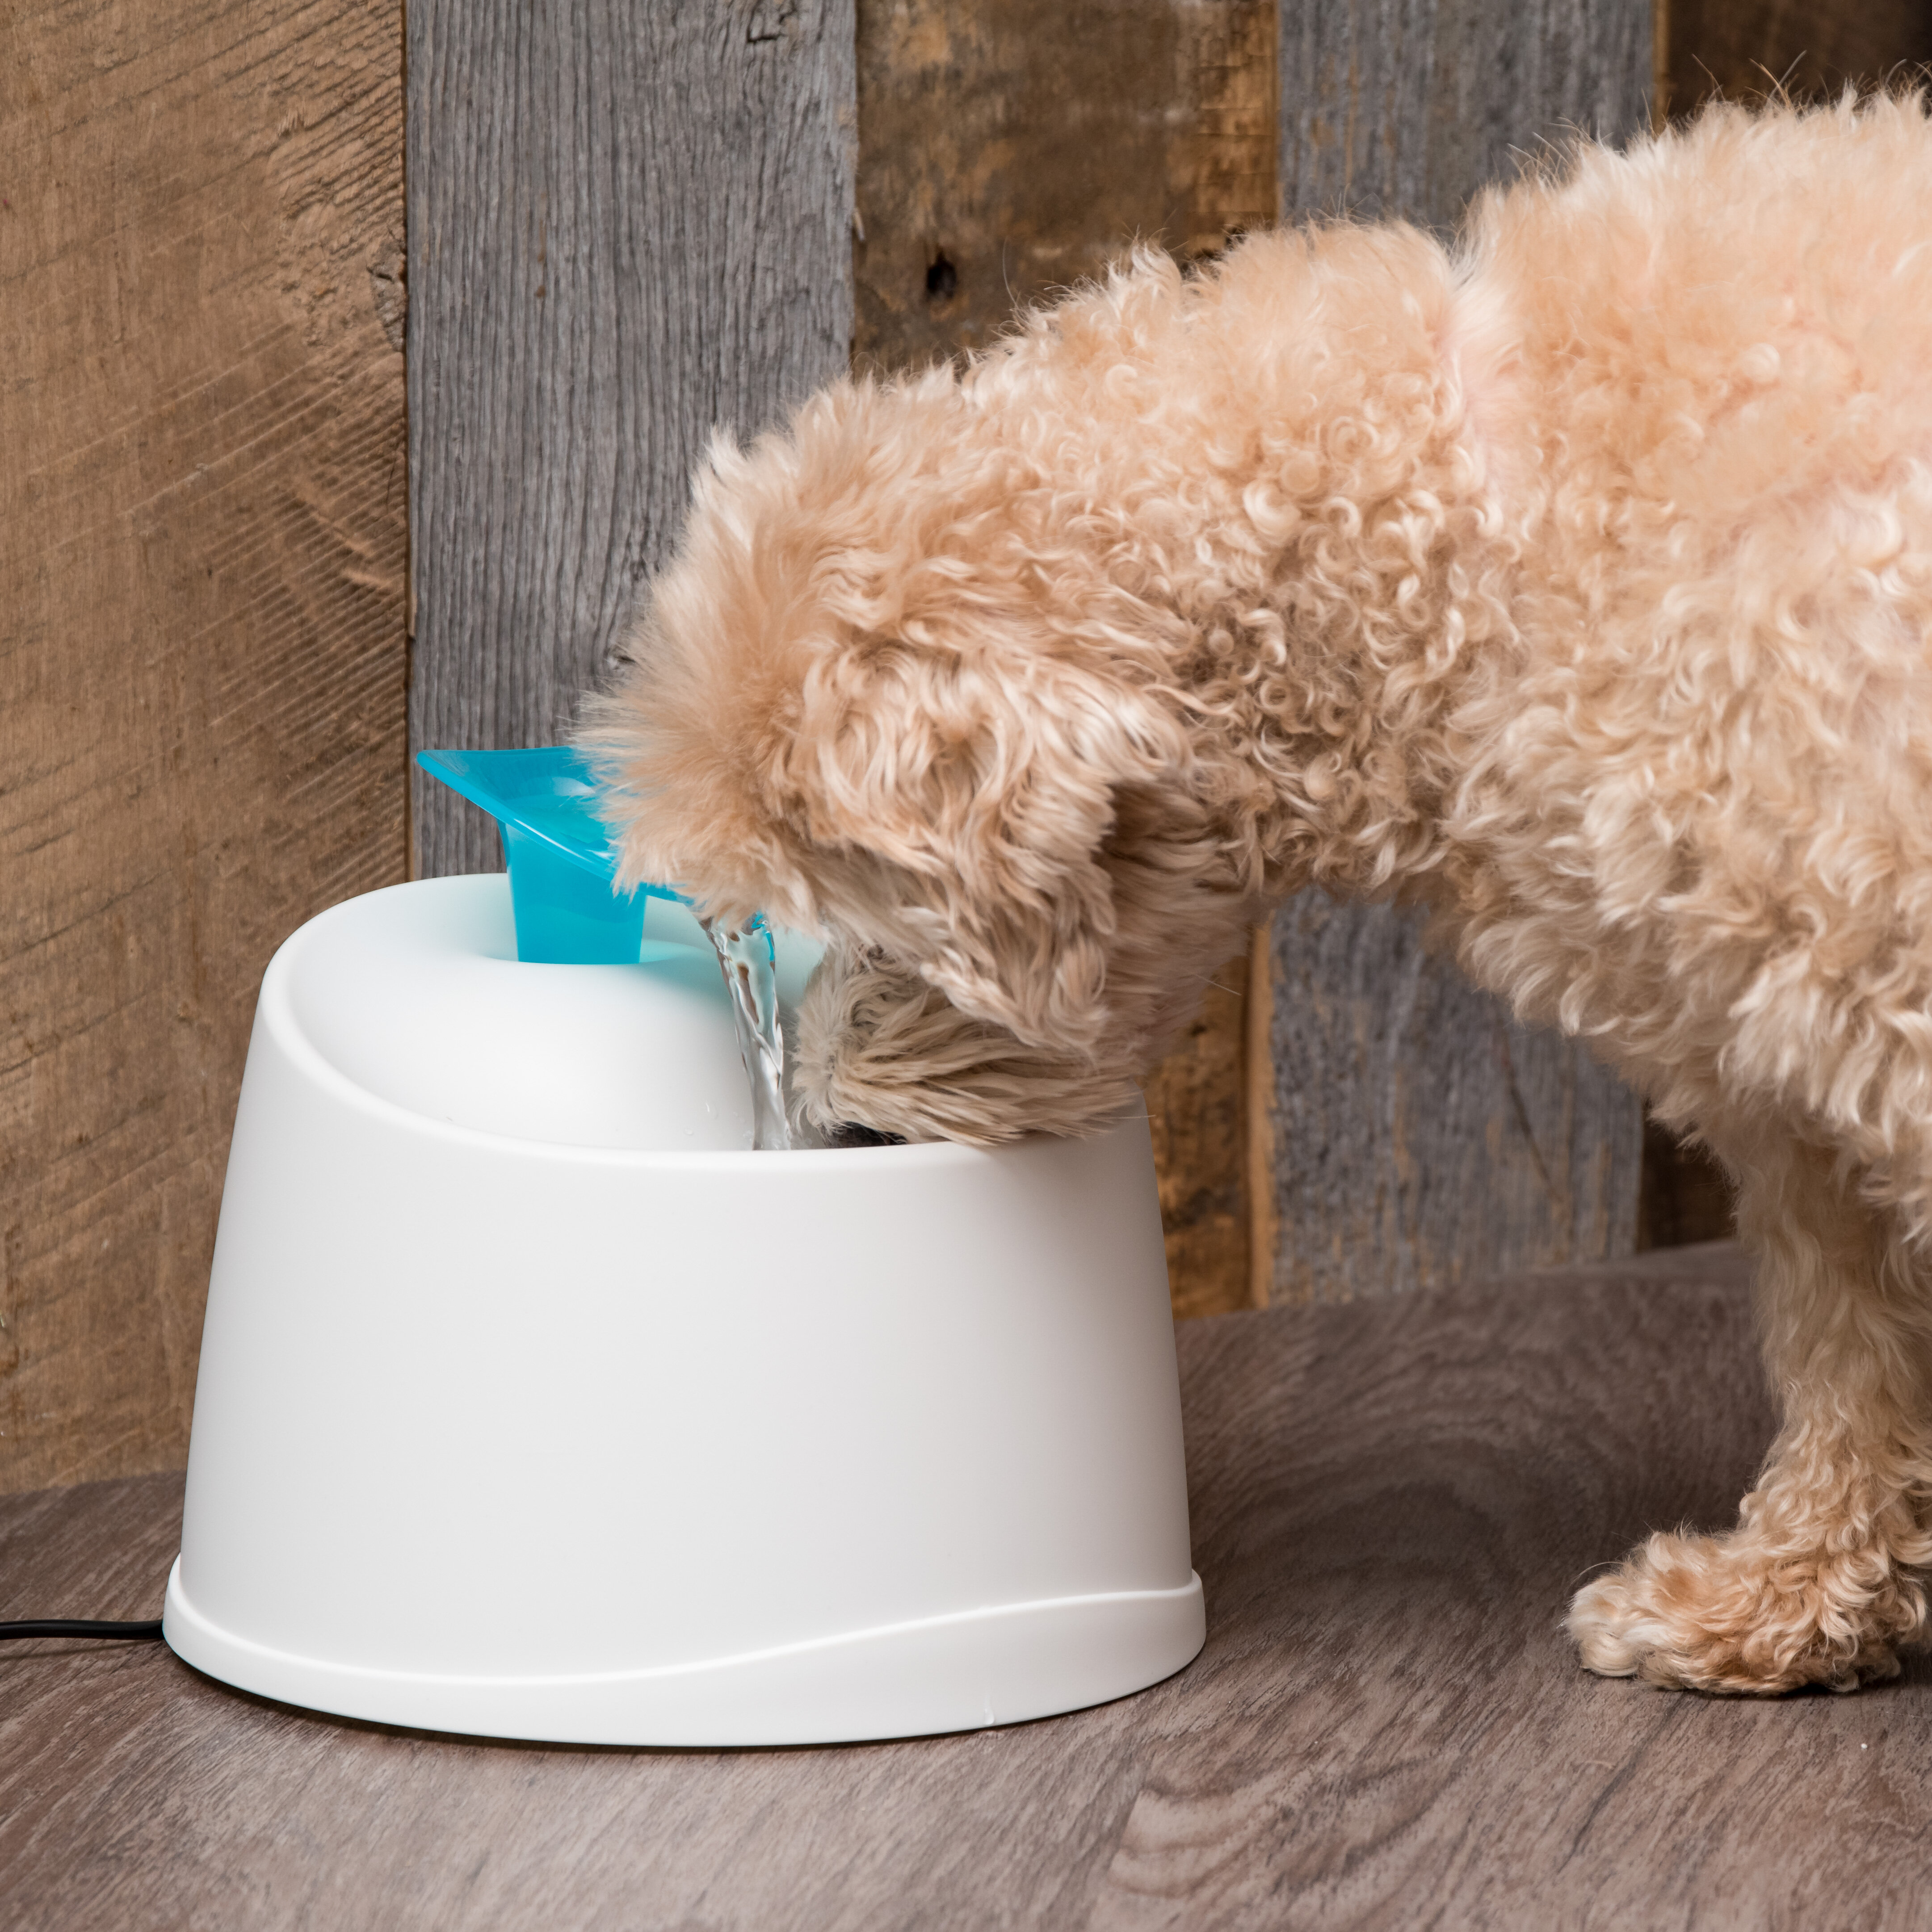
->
0, 1619, 164, 1641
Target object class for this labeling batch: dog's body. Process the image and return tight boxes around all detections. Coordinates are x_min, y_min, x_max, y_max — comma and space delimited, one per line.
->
589, 99, 1932, 1693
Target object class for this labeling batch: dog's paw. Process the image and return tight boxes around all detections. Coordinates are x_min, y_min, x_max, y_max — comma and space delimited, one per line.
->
1567, 1529, 1919, 1694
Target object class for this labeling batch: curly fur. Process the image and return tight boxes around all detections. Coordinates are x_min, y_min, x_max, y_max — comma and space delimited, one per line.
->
584, 97, 1932, 1694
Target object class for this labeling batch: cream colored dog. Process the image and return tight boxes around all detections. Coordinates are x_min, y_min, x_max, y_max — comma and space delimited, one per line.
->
586, 98, 1932, 1696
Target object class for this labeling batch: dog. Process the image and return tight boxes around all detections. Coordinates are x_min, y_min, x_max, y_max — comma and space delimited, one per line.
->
584, 96, 1932, 1696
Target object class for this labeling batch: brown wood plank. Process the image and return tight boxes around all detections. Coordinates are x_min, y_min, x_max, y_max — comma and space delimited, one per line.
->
1638, 1110, 1735, 1250
1664, 0, 1932, 122
1144, 945, 1254, 1321
8, 1245, 1932, 1928
857, 0, 1277, 1318
0, 0, 409, 1494
407, 0, 858, 879
1261, 0, 1653, 1302
853, 0, 1277, 375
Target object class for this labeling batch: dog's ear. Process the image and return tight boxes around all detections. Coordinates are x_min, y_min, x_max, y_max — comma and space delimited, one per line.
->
775, 643, 1188, 1054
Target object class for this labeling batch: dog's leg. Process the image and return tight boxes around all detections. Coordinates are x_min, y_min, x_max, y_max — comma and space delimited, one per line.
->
1570, 1125, 1932, 1693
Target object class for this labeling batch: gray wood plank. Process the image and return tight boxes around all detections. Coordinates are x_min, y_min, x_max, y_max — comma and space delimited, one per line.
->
8, 1246, 1932, 1930
1281, 0, 1652, 234
407, 0, 856, 877
1264, 0, 1653, 1301
1268, 896, 1645, 1300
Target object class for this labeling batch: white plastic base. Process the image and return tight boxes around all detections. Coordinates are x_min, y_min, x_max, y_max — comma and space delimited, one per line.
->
164, 1560, 1204, 1746
168, 877, 1204, 1744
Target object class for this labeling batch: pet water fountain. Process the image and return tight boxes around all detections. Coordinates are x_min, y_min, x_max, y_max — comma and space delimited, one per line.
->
161, 748, 1204, 1745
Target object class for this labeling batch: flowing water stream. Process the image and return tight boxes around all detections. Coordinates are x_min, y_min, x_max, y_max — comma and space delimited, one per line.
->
700, 916, 793, 1152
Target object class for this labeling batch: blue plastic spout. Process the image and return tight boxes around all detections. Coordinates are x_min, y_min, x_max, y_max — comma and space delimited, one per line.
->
415, 747, 685, 964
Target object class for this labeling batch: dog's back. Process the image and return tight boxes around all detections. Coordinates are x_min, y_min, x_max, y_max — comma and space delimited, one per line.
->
1445, 101, 1932, 1172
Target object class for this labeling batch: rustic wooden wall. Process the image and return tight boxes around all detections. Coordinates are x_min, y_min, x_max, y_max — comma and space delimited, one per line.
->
18, 0, 1924, 1499
408, 1, 858, 879
0, 0, 410, 1495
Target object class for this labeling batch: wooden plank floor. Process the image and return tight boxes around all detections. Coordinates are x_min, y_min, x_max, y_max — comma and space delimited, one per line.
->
6, 1242, 1930, 1930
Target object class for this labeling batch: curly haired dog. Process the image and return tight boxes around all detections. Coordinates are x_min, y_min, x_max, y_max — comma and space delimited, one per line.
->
584, 97, 1932, 1696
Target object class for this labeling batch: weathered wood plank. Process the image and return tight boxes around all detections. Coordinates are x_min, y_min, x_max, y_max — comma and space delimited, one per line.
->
1638, 1110, 1735, 1250
1281, 0, 1652, 233
1268, 897, 1644, 1301
1261, 0, 1652, 1303
9, 1247, 1932, 1928
1144, 948, 1254, 1321
1664, 0, 1932, 122
0, 0, 409, 1493
857, 0, 1277, 1317
854, 0, 1277, 374
407, 0, 858, 878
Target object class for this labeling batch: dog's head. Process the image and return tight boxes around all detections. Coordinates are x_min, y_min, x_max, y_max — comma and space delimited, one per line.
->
582, 366, 1257, 1144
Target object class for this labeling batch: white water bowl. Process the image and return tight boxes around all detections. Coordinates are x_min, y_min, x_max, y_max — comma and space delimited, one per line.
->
164, 874, 1203, 1745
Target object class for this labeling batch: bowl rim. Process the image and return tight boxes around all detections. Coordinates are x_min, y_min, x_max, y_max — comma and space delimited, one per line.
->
260, 877, 1126, 1171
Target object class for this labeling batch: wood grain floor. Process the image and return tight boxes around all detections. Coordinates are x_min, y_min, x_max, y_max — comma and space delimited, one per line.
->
5, 1242, 1929, 1930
